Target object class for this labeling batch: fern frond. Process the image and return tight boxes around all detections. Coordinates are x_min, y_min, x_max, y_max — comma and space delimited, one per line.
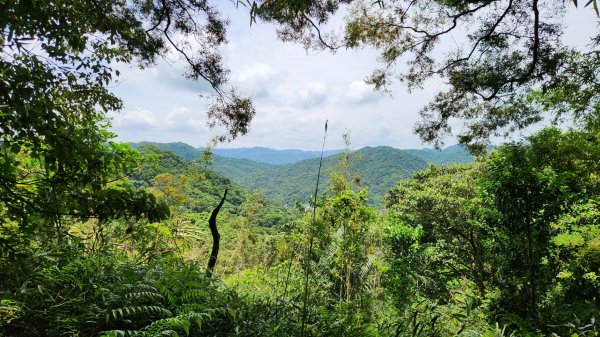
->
177, 303, 207, 314
100, 329, 144, 337
136, 284, 160, 293
140, 311, 213, 336
111, 305, 172, 319
181, 289, 209, 302
126, 291, 165, 302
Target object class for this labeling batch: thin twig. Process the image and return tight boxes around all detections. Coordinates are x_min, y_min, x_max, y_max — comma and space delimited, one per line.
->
300, 120, 328, 337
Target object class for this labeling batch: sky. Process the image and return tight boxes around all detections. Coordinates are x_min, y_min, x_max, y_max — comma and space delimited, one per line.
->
108, 2, 599, 151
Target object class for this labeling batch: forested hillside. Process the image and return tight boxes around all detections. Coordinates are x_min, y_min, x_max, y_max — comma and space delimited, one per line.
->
133, 142, 472, 205
129, 145, 297, 227
217, 146, 428, 206
131, 142, 203, 161
213, 147, 343, 165
131, 141, 473, 166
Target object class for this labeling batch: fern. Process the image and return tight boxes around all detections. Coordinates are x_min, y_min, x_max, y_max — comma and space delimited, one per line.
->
126, 291, 165, 302
110, 305, 173, 320
101, 262, 241, 337
181, 289, 210, 303
102, 308, 229, 337
101, 329, 145, 337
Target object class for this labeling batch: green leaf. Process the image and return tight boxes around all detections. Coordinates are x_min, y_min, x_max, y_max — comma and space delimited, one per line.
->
181, 320, 190, 335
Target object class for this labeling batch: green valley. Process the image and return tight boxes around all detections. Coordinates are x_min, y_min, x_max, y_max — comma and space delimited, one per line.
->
131, 142, 474, 205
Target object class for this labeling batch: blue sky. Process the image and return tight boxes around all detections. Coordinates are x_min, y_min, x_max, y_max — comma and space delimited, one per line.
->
108, 2, 599, 151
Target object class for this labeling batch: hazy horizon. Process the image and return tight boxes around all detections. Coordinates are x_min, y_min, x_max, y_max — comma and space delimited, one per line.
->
129, 140, 468, 152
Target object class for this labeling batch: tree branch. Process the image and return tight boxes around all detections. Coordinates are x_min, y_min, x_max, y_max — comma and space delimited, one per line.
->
302, 13, 339, 51
206, 188, 227, 276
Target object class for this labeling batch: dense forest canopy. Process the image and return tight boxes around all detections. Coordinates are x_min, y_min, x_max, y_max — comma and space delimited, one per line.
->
1, 1, 599, 336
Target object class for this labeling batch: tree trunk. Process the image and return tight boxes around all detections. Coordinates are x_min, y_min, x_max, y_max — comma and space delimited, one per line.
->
206, 189, 227, 276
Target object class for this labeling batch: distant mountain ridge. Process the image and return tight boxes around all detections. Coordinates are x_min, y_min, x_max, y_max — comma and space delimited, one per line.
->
129, 141, 473, 166
130, 141, 342, 165
130, 142, 475, 206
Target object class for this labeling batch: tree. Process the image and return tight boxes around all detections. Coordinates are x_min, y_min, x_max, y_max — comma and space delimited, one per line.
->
0, 0, 254, 240
1, 0, 255, 141
546, 197, 600, 329
149, 173, 190, 209
385, 164, 495, 302
481, 127, 600, 321
1, 0, 257, 246
247, 0, 600, 150
383, 127, 600, 333
0, 141, 170, 253
321, 188, 376, 302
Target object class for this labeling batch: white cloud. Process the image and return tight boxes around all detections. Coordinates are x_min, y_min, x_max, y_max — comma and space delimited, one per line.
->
222, 106, 333, 149
294, 80, 329, 108
111, 108, 159, 129
114, 60, 212, 94
236, 63, 276, 82
344, 80, 380, 104
110, 106, 218, 146
234, 63, 279, 98
165, 106, 208, 132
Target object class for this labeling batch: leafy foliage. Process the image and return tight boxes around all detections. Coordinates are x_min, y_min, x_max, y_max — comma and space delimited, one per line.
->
385, 127, 600, 335
385, 164, 495, 300
480, 127, 600, 324
1, 0, 255, 143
